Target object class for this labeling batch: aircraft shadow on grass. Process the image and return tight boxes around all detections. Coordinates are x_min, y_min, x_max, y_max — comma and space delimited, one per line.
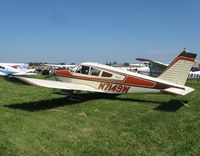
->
4, 92, 187, 112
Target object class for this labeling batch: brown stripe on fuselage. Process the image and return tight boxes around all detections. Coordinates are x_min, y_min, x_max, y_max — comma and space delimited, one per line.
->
55, 70, 125, 83
55, 70, 73, 77
55, 70, 158, 88
124, 76, 156, 88
55, 70, 185, 90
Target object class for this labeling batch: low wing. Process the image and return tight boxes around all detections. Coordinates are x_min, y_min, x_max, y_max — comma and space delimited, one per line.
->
14, 77, 98, 92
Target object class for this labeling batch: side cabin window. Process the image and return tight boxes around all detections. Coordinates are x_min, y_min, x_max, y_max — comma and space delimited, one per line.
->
75, 65, 90, 75
90, 67, 100, 76
101, 71, 112, 77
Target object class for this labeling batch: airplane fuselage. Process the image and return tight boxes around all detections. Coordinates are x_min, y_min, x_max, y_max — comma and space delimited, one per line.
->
54, 62, 185, 94
13, 51, 197, 96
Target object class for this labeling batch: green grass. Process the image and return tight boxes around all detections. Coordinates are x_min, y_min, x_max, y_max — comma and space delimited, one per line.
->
0, 76, 200, 156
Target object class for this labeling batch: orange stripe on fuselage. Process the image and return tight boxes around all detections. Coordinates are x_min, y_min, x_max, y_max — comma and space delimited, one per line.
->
124, 76, 156, 88
55, 70, 156, 88
55, 70, 122, 83
55, 70, 73, 77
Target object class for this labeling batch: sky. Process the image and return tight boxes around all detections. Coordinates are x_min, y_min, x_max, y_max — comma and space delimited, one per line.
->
0, 0, 199, 64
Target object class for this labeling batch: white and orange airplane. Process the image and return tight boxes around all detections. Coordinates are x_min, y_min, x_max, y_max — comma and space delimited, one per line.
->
15, 51, 197, 96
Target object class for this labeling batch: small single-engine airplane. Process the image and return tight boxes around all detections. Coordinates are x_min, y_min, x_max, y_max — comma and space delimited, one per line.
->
0, 63, 36, 76
15, 51, 197, 96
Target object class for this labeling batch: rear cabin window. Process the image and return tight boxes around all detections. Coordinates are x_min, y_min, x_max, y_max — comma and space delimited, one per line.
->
90, 68, 100, 76
76, 65, 90, 75
101, 71, 112, 77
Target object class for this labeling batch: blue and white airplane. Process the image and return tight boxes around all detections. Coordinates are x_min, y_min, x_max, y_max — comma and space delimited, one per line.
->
0, 63, 36, 76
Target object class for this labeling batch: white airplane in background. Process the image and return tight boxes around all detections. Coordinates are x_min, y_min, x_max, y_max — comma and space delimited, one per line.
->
44, 64, 77, 69
0, 63, 36, 76
14, 51, 197, 96
188, 71, 200, 80
116, 63, 150, 75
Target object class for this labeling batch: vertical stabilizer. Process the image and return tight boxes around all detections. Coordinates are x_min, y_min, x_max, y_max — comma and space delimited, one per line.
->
158, 51, 197, 85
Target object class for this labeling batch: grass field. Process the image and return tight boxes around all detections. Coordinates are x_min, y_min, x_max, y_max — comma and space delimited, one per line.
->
0, 76, 200, 156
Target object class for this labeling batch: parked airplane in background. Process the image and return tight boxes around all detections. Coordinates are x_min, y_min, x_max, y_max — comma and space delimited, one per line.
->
130, 57, 200, 80
44, 64, 77, 69
135, 58, 168, 77
188, 71, 200, 80
14, 51, 197, 96
0, 63, 36, 76
116, 63, 150, 76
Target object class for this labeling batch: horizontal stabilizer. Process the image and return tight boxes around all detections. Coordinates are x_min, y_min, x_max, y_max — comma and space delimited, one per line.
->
14, 77, 98, 92
162, 86, 194, 96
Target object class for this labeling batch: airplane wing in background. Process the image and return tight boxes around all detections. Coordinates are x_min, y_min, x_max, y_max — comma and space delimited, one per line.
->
14, 77, 98, 92
136, 57, 168, 77
148, 60, 168, 77
149, 60, 168, 68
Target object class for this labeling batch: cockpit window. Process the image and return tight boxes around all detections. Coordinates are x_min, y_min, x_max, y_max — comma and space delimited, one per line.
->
90, 67, 100, 76
75, 65, 90, 75
101, 71, 112, 77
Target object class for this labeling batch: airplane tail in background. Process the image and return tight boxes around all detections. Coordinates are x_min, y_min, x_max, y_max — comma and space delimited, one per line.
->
158, 51, 197, 86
